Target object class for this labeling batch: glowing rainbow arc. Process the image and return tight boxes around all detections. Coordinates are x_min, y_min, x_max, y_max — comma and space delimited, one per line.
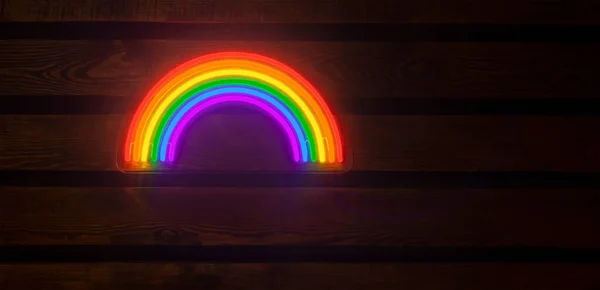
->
124, 51, 343, 168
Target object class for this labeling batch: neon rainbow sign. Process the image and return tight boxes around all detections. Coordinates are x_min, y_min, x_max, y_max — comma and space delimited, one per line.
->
119, 52, 348, 172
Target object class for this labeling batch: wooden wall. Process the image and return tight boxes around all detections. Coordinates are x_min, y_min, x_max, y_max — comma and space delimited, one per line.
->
1, 0, 599, 23
1, 0, 600, 289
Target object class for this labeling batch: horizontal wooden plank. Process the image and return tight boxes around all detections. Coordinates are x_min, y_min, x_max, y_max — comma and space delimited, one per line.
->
1, 264, 599, 290
1, 0, 599, 23
1, 187, 599, 246
2, 115, 600, 171
5, 95, 600, 115
3, 171, 600, 188
0, 41, 599, 99
2, 23, 600, 43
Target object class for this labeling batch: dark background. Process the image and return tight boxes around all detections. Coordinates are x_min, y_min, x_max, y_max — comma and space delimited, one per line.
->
1, 0, 600, 289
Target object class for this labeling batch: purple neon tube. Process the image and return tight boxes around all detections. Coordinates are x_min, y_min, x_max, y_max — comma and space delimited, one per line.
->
168, 95, 300, 162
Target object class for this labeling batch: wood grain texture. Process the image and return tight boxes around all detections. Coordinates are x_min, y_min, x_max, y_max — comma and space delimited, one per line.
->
1, 0, 599, 23
1, 187, 599, 246
2, 263, 600, 290
2, 115, 600, 171
0, 41, 599, 99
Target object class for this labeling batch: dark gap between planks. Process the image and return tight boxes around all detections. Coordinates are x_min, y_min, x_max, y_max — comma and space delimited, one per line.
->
0, 22, 599, 42
3, 95, 600, 115
1, 171, 600, 188
0, 246, 599, 263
